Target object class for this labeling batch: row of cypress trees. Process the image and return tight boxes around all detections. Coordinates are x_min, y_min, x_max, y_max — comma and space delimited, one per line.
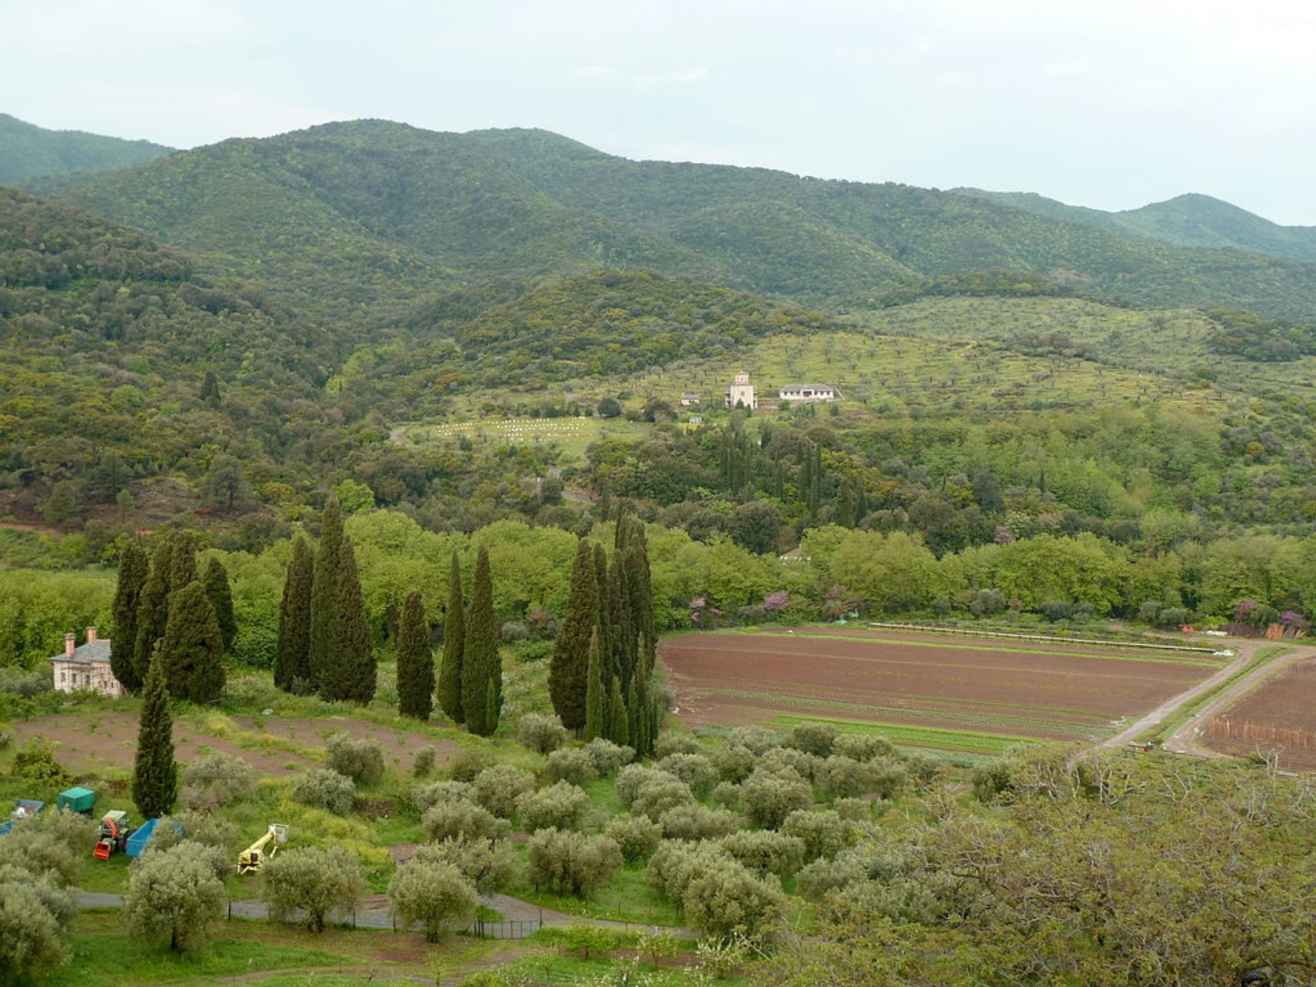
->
110, 531, 233, 705
273, 498, 375, 702
549, 514, 661, 756
435, 546, 502, 736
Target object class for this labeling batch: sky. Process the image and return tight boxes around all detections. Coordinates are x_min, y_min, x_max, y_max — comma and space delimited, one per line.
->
4, 0, 1315, 223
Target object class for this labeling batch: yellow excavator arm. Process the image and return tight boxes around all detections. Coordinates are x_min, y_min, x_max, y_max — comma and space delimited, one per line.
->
237, 823, 288, 874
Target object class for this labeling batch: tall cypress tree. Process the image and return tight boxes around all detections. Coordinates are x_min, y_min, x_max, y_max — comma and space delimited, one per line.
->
462, 547, 498, 736
203, 557, 237, 653
308, 497, 344, 692
592, 543, 611, 669
169, 534, 197, 591
584, 626, 606, 742
607, 554, 632, 689
549, 539, 595, 731
324, 539, 374, 703
161, 581, 225, 704
275, 536, 314, 692
608, 676, 629, 748
437, 551, 465, 723
111, 540, 149, 692
133, 643, 177, 818
397, 591, 434, 720
133, 537, 174, 684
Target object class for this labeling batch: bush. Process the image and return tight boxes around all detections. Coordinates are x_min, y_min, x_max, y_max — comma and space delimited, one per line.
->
1159, 607, 1189, 628
817, 755, 879, 799
740, 768, 813, 830
866, 756, 910, 799
832, 733, 896, 763
472, 765, 536, 819
413, 780, 474, 812
795, 850, 869, 899
153, 811, 238, 859
604, 814, 663, 863
833, 797, 879, 822
0, 667, 52, 698
658, 804, 741, 841
182, 752, 254, 808
782, 809, 856, 862
413, 747, 437, 778
1, 828, 84, 888
292, 769, 355, 815
631, 777, 697, 821
325, 732, 385, 785
727, 726, 782, 755
653, 734, 701, 758
448, 749, 494, 783
759, 746, 819, 781
0, 881, 73, 981
544, 747, 598, 786
413, 838, 516, 895
261, 846, 366, 932
527, 829, 622, 897
657, 753, 717, 795
508, 639, 554, 663
585, 738, 635, 777
903, 751, 941, 788
12, 738, 66, 785
422, 801, 506, 843
124, 842, 226, 952
517, 713, 569, 754
500, 620, 530, 643
390, 858, 478, 942
682, 860, 786, 942
717, 830, 806, 879
788, 723, 838, 758
712, 744, 756, 783
617, 764, 674, 807
710, 780, 742, 809
516, 781, 591, 832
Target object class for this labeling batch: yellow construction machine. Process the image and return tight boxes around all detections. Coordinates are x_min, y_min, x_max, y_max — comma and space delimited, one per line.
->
237, 823, 288, 875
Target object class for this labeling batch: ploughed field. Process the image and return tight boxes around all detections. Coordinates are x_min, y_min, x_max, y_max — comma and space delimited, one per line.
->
660, 627, 1222, 754
1204, 655, 1316, 771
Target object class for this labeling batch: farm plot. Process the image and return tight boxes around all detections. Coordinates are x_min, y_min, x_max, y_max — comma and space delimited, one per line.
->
391, 417, 651, 463
660, 628, 1222, 753
1203, 655, 1316, 771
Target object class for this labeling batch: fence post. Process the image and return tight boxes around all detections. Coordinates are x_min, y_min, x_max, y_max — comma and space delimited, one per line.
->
227, 899, 232, 920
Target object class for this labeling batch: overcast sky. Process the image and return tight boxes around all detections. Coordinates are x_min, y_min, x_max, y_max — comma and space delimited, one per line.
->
5, 0, 1315, 223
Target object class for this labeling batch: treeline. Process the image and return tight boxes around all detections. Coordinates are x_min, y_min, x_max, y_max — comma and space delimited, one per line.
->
1204, 306, 1316, 362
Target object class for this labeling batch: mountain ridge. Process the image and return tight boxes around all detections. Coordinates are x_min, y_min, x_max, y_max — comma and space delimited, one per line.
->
0, 113, 175, 184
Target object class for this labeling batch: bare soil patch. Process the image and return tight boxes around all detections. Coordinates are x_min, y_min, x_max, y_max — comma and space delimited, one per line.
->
241, 715, 457, 771
661, 629, 1217, 741
1202, 655, 1316, 771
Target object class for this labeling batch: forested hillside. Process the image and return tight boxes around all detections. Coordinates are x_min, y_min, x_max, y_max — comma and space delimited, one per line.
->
29, 119, 1316, 322
0, 113, 173, 184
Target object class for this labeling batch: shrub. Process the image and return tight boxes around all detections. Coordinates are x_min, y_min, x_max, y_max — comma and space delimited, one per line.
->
413, 838, 516, 895
832, 733, 896, 763
472, 765, 537, 820
717, 830, 806, 879
0, 667, 53, 698
325, 732, 385, 785
616, 764, 674, 808
740, 768, 813, 830
261, 846, 366, 932
544, 747, 598, 786
153, 811, 238, 858
712, 744, 756, 783
584, 738, 634, 776
291, 769, 355, 815
657, 753, 717, 795
1, 829, 83, 888
760, 746, 819, 781
631, 777, 697, 821
422, 801, 505, 843
182, 752, 254, 808
653, 734, 701, 758
867, 757, 910, 799
448, 749, 494, 783
22, 807, 97, 864
710, 780, 742, 809
516, 781, 591, 832
682, 860, 786, 942
1159, 607, 1189, 628
12, 738, 66, 785
903, 752, 941, 788
817, 754, 880, 799
124, 842, 225, 952
390, 858, 478, 942
788, 723, 838, 758
833, 797, 879, 822
526, 829, 622, 897
727, 726, 782, 755
500, 620, 530, 643
517, 713, 569, 754
659, 804, 742, 841
782, 809, 855, 862
604, 814, 663, 863
413, 747, 437, 778
795, 850, 870, 899
413, 780, 474, 812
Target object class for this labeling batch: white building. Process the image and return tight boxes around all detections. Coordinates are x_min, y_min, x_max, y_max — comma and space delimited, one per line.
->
49, 628, 123, 698
725, 372, 757, 410
778, 384, 836, 403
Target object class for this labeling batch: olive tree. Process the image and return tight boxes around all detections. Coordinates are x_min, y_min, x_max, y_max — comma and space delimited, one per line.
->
717, 830, 807, 879
782, 809, 856, 862
413, 838, 516, 895
604, 814, 664, 863
516, 713, 569, 754
472, 764, 536, 819
422, 800, 506, 843
389, 859, 478, 942
584, 738, 634, 776
740, 768, 813, 829
261, 846, 366, 932
544, 747, 598, 786
0, 883, 70, 982
658, 804, 742, 841
526, 829, 623, 897
124, 842, 226, 952
516, 780, 591, 832
291, 768, 355, 814
325, 732, 384, 785
683, 860, 786, 943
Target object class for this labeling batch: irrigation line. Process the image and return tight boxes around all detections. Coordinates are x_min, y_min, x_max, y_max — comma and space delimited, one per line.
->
864, 621, 1218, 655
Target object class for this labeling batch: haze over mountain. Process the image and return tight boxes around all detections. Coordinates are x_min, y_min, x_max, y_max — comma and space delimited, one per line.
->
19, 118, 1316, 325
0, 113, 174, 185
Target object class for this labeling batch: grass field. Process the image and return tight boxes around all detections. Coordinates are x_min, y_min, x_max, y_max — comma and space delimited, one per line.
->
391, 416, 655, 463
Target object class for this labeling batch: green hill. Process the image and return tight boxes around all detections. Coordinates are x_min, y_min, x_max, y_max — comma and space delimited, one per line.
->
956, 187, 1316, 264
39, 119, 1316, 323
0, 113, 174, 184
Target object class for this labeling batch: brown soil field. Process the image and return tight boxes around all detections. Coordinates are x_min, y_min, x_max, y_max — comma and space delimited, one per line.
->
240, 716, 457, 772
660, 628, 1219, 741
1203, 655, 1316, 771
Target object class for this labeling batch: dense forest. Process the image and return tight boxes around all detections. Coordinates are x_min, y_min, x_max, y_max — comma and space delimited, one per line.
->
0, 113, 173, 185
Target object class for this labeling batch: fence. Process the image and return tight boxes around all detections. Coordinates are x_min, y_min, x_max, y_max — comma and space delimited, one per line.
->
223, 900, 544, 940
467, 916, 544, 940
1206, 716, 1316, 753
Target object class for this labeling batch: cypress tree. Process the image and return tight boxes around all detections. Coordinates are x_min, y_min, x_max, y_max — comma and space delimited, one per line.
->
324, 539, 375, 703
584, 626, 606, 742
397, 591, 434, 720
132, 643, 177, 818
549, 539, 595, 730
437, 551, 465, 723
169, 534, 197, 591
592, 543, 610, 668
308, 497, 344, 691
161, 581, 225, 704
274, 536, 313, 692
607, 554, 631, 689
462, 547, 499, 736
133, 537, 173, 684
203, 557, 237, 653
110, 540, 149, 692
608, 677, 629, 748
